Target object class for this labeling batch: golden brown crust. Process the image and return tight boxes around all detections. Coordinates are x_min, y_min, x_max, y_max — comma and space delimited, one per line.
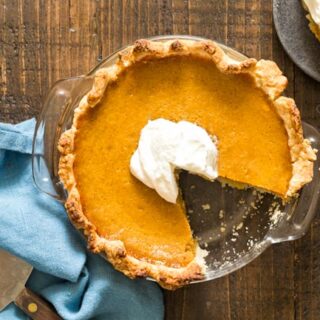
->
58, 39, 316, 289
274, 97, 316, 197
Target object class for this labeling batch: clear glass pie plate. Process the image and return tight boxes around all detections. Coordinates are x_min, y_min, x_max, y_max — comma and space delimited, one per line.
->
32, 35, 320, 285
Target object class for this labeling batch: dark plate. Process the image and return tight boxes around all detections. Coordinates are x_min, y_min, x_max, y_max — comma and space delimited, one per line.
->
273, 0, 320, 82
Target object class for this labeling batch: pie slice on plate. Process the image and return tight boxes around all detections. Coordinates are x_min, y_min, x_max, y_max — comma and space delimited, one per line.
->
58, 39, 316, 289
302, 0, 320, 42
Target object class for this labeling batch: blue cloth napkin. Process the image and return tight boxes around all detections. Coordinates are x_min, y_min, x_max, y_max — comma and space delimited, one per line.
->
0, 119, 164, 320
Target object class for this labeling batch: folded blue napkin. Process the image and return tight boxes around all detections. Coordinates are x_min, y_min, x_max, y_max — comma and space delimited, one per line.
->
0, 119, 164, 320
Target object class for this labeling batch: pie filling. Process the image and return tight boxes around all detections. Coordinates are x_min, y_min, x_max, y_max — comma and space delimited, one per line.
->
73, 55, 293, 268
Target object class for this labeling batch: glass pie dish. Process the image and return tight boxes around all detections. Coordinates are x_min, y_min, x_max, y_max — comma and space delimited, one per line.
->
32, 35, 320, 284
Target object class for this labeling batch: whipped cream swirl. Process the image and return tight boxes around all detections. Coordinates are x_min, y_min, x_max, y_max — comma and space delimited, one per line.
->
130, 119, 218, 203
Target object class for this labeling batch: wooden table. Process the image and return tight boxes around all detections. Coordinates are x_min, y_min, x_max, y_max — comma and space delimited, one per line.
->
1, 1, 320, 319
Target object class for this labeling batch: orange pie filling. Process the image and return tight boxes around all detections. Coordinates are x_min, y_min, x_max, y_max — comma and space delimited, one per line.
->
73, 56, 293, 268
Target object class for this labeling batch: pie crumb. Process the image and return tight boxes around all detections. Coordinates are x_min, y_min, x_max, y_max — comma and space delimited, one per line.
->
236, 222, 243, 230
202, 204, 211, 210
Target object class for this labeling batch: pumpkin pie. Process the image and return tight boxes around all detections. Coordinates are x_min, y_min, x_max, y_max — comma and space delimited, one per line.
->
58, 39, 316, 289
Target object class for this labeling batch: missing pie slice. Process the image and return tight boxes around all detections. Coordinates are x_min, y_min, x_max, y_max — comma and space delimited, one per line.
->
58, 39, 316, 289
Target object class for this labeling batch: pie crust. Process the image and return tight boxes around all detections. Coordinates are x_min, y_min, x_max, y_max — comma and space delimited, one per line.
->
58, 39, 316, 289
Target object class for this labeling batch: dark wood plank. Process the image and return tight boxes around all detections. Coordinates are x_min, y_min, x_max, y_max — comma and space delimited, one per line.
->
1, 1, 320, 319
292, 54, 320, 319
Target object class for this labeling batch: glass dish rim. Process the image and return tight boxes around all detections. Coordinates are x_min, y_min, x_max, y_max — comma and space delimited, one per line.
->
32, 34, 320, 286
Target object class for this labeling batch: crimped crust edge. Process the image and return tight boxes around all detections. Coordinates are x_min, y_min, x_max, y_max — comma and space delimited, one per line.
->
58, 39, 316, 289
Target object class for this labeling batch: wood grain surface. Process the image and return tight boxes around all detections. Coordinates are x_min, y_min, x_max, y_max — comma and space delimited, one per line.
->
1, 1, 320, 319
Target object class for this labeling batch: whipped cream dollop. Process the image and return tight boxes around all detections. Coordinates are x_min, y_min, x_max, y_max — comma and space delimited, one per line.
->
130, 119, 218, 203
303, 0, 320, 25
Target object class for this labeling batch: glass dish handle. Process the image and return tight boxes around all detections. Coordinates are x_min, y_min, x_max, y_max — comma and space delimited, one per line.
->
32, 76, 93, 201
268, 122, 320, 243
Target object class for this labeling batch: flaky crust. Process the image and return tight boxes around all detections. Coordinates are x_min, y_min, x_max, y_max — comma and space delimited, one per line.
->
58, 39, 316, 289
